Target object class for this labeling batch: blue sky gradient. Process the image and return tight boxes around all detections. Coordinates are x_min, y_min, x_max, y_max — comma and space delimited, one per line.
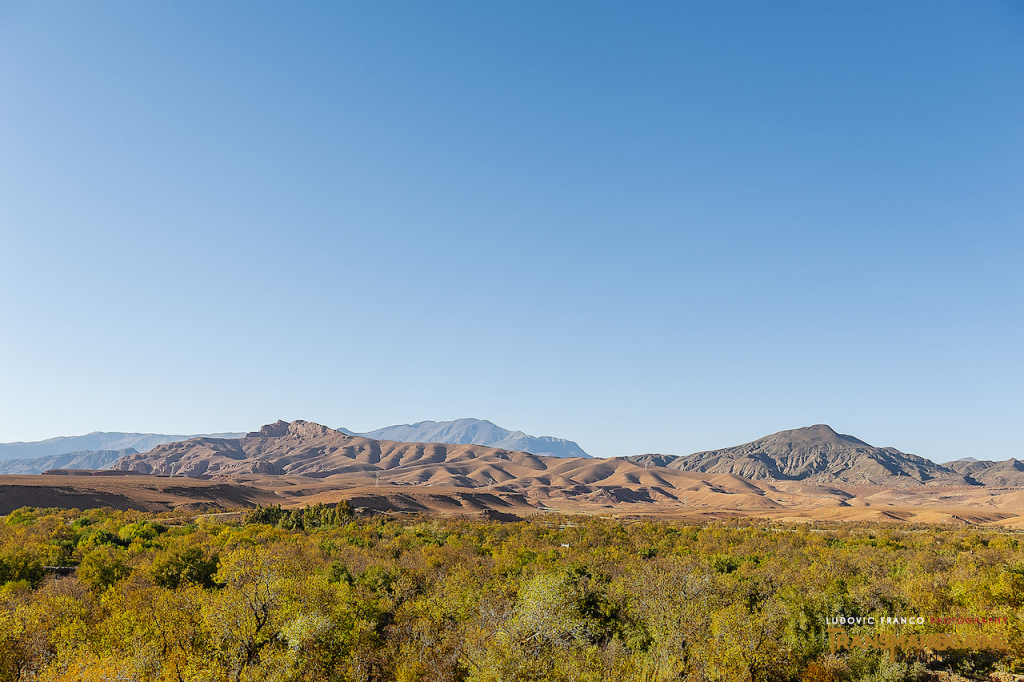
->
1, 1, 1021, 459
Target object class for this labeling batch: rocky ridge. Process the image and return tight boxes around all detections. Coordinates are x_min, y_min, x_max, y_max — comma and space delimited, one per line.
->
629, 425, 971, 486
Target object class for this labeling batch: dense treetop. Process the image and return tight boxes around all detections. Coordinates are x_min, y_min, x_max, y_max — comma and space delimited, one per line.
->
1, 505, 1023, 681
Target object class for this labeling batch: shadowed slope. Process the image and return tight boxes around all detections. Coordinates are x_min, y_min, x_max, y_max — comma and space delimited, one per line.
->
0, 474, 279, 515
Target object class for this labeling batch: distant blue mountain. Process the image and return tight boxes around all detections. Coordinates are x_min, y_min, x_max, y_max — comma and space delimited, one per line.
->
0, 431, 245, 462
0, 449, 138, 475
338, 418, 591, 459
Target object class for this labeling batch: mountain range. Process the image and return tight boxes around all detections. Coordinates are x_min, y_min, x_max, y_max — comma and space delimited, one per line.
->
0, 449, 137, 475
6, 419, 1024, 521
0, 419, 589, 474
109, 419, 988, 489
112, 420, 593, 479
0, 431, 245, 461
7, 420, 1023, 489
111, 420, 775, 510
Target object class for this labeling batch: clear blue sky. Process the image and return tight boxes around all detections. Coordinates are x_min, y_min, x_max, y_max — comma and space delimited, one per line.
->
1, 1, 1021, 460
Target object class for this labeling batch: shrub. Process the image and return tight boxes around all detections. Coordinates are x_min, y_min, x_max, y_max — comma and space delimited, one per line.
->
803, 655, 849, 682
151, 546, 220, 589
0, 552, 45, 588
78, 546, 131, 593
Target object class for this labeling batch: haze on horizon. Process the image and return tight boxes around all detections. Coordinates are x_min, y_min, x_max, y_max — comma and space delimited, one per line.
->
1, 2, 1021, 461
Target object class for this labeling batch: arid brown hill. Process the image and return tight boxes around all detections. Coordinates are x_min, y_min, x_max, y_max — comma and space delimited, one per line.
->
112, 420, 596, 480
115, 421, 973, 489
37, 420, 1022, 519
110, 420, 790, 509
947, 459, 1024, 487
645, 425, 971, 485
